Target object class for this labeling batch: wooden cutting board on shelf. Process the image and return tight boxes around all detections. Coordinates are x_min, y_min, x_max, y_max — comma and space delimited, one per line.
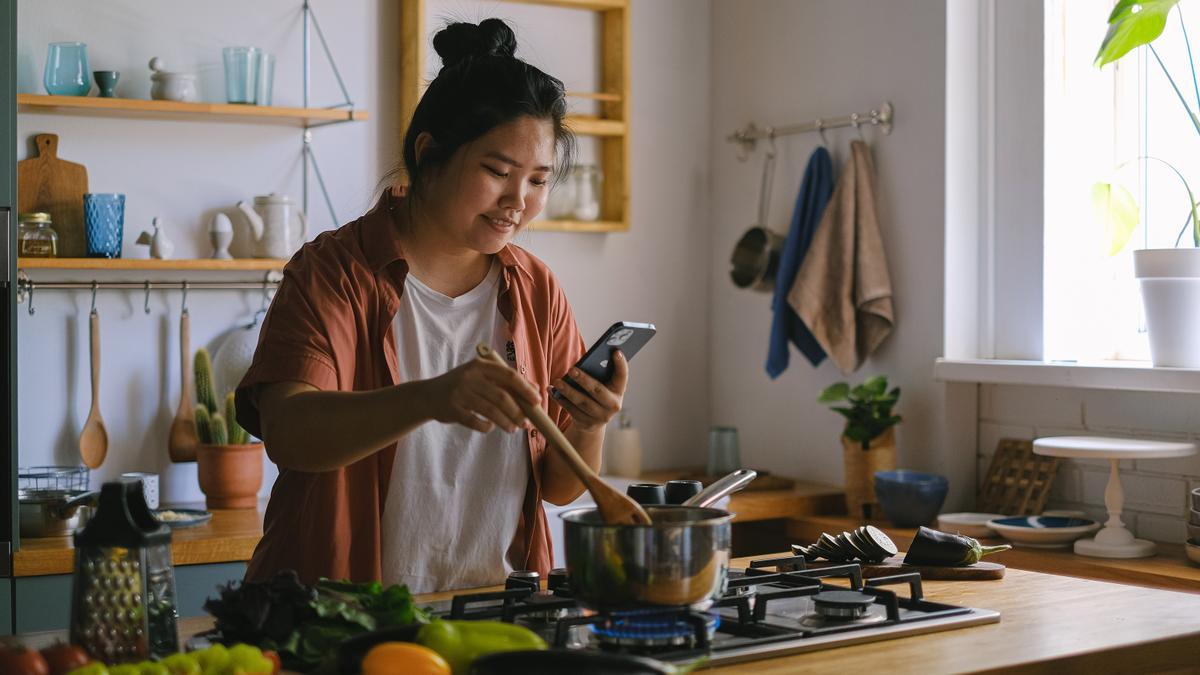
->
17, 133, 89, 257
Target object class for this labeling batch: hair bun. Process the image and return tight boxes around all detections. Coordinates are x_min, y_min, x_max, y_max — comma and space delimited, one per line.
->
434, 18, 517, 69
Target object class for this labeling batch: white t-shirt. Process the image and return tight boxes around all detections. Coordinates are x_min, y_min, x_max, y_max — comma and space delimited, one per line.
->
380, 260, 530, 593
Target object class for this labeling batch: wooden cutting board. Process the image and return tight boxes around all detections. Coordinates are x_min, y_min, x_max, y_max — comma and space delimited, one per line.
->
17, 133, 89, 257
807, 555, 1005, 580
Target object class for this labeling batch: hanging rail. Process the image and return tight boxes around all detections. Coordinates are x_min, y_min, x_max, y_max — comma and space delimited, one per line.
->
15, 270, 282, 316
727, 101, 894, 160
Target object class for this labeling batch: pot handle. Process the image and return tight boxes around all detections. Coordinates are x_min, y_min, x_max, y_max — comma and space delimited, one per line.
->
683, 469, 757, 508
55, 490, 99, 518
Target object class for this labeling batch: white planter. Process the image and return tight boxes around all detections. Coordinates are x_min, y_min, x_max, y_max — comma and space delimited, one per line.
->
1134, 249, 1200, 367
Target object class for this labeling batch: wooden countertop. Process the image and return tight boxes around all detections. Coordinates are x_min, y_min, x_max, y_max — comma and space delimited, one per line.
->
134, 552, 1200, 673
13, 502, 265, 577
788, 515, 1200, 594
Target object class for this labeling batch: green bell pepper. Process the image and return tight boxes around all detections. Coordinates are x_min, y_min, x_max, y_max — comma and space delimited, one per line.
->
417, 619, 547, 674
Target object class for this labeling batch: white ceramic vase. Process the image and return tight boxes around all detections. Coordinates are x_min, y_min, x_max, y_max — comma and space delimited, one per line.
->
1133, 248, 1200, 367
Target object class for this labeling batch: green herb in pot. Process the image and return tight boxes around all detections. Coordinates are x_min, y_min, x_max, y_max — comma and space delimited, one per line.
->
903, 526, 1011, 566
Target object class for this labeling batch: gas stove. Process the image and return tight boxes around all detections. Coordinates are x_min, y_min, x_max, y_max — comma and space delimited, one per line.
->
428, 553, 1001, 667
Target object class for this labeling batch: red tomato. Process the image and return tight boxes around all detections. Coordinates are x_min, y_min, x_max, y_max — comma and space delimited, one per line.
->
261, 649, 282, 675
0, 646, 50, 675
39, 643, 90, 675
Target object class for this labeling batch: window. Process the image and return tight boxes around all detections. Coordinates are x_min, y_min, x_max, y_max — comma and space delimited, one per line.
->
1044, 0, 1199, 362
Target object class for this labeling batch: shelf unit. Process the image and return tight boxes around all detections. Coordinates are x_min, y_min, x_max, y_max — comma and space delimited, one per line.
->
400, 0, 630, 233
16, 94, 367, 127
16, 258, 286, 272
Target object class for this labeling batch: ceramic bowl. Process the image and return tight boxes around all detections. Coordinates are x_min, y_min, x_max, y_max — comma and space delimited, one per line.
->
1187, 539, 1200, 566
1186, 522, 1200, 543
874, 470, 949, 528
1190, 486, 1200, 512
986, 515, 1101, 549
1190, 508, 1200, 527
936, 512, 1006, 538
150, 72, 197, 102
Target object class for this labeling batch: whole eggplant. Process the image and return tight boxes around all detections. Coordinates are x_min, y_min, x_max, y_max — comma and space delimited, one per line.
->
903, 526, 1011, 566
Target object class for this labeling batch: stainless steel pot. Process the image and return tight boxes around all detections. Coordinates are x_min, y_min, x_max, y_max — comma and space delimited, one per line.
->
19, 489, 96, 537
561, 506, 733, 611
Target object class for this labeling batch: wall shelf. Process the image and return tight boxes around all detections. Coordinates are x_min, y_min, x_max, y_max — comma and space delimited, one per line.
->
17, 258, 286, 272
565, 115, 625, 137
17, 94, 367, 127
501, 0, 626, 10
530, 219, 625, 233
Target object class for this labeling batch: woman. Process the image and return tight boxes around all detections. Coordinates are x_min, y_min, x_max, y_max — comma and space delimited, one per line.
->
234, 18, 629, 592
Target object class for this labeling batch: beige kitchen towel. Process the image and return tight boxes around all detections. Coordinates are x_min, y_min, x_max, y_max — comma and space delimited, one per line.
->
787, 140, 894, 373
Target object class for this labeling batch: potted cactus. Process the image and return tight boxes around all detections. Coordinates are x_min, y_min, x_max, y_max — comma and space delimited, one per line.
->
193, 348, 263, 509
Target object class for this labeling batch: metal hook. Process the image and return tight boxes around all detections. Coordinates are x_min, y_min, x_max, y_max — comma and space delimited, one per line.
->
766, 126, 778, 157
851, 113, 866, 141
143, 281, 152, 315
815, 118, 830, 148
181, 281, 189, 316
27, 281, 35, 316
90, 282, 98, 314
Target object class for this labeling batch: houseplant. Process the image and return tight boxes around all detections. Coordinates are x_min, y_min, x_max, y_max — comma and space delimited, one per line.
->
1094, 0, 1200, 367
819, 376, 902, 520
193, 347, 263, 509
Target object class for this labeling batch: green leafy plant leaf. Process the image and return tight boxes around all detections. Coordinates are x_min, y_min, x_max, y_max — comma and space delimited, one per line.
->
818, 382, 849, 403
1095, 0, 1180, 67
1091, 182, 1140, 256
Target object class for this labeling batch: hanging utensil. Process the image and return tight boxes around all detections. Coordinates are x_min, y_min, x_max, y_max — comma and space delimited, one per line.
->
730, 131, 784, 291
79, 286, 109, 468
474, 343, 651, 526
168, 284, 198, 462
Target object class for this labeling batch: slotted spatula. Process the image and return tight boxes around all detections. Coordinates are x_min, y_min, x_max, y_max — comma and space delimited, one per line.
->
475, 343, 652, 526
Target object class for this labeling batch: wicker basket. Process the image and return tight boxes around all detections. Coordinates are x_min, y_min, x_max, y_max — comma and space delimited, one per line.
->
841, 427, 897, 520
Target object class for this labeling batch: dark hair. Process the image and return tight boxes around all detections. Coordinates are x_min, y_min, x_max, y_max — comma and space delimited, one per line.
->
392, 18, 575, 202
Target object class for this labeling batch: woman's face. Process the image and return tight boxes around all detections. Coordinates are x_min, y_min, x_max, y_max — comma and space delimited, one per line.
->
420, 115, 556, 254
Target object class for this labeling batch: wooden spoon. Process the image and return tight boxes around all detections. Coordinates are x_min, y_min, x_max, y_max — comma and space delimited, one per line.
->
475, 343, 652, 526
167, 307, 198, 462
79, 308, 109, 468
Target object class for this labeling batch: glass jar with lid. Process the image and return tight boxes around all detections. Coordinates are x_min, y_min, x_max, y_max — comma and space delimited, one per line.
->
18, 212, 59, 257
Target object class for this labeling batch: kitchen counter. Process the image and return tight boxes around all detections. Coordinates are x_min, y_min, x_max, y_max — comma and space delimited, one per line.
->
13, 501, 265, 577
788, 515, 1200, 594
151, 551, 1200, 673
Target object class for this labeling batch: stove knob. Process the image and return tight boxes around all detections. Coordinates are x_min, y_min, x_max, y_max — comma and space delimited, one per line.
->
506, 570, 540, 592
547, 568, 570, 592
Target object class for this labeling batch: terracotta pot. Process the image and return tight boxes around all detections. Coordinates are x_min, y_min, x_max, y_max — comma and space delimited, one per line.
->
196, 442, 263, 509
841, 427, 897, 520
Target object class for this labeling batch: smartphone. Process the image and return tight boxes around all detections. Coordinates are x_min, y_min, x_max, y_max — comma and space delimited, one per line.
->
555, 321, 656, 400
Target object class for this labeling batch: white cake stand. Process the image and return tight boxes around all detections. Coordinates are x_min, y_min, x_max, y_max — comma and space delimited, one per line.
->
1033, 436, 1197, 558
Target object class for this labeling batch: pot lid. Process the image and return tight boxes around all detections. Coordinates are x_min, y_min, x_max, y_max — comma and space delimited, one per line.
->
253, 193, 295, 205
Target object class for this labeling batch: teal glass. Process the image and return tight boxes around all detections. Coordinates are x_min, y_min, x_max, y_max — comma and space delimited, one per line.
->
44, 42, 91, 96
707, 426, 742, 475
255, 52, 275, 106
84, 193, 125, 258
223, 46, 260, 104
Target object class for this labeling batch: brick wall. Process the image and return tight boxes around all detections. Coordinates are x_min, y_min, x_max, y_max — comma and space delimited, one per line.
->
979, 384, 1200, 544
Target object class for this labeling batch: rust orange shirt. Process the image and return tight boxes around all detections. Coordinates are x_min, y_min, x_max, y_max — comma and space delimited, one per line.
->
235, 191, 585, 584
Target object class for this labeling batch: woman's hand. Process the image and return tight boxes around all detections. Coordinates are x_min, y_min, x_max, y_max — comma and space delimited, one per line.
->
551, 349, 628, 433
424, 357, 541, 433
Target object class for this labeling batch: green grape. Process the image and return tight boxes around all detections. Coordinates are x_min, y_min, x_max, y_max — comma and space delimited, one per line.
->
66, 664, 110, 675
138, 663, 170, 675
161, 653, 202, 675
222, 645, 272, 675
109, 666, 141, 675
193, 644, 230, 675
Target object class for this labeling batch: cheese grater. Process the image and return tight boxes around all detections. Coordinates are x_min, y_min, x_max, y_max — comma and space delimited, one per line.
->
70, 480, 179, 663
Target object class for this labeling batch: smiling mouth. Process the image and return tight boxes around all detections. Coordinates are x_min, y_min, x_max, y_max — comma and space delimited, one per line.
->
485, 215, 518, 230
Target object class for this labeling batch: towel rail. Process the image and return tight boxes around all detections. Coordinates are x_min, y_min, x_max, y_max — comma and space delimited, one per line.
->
727, 101, 893, 159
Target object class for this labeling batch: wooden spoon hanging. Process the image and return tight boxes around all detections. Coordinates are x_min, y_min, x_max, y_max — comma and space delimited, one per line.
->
167, 306, 198, 461
475, 343, 652, 526
79, 308, 109, 468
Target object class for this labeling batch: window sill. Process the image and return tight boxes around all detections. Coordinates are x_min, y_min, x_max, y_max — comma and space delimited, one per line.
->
934, 358, 1200, 394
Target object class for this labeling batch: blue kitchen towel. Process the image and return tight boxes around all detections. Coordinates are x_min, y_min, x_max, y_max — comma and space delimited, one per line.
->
766, 146, 834, 378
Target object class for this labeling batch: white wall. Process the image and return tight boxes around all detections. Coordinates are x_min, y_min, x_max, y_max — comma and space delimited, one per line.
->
15, 0, 714, 502
707, 0, 967, 505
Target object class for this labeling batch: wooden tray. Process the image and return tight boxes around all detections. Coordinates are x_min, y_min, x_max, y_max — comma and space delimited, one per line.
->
17, 133, 88, 257
806, 555, 1005, 580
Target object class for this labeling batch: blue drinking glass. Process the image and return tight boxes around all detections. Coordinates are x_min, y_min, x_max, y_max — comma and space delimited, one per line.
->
255, 52, 275, 106
223, 46, 260, 104
44, 42, 91, 96
84, 193, 125, 258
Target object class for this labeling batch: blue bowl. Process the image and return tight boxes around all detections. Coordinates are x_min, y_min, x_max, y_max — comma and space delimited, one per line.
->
874, 470, 949, 528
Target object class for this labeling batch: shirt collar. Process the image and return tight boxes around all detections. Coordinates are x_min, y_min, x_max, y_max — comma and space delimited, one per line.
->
363, 189, 532, 281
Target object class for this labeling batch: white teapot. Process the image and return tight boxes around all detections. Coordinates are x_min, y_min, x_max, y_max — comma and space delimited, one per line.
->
236, 193, 309, 259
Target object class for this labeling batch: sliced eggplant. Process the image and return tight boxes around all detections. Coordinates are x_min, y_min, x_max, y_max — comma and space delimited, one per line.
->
850, 528, 885, 562
862, 525, 899, 557
839, 531, 872, 561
